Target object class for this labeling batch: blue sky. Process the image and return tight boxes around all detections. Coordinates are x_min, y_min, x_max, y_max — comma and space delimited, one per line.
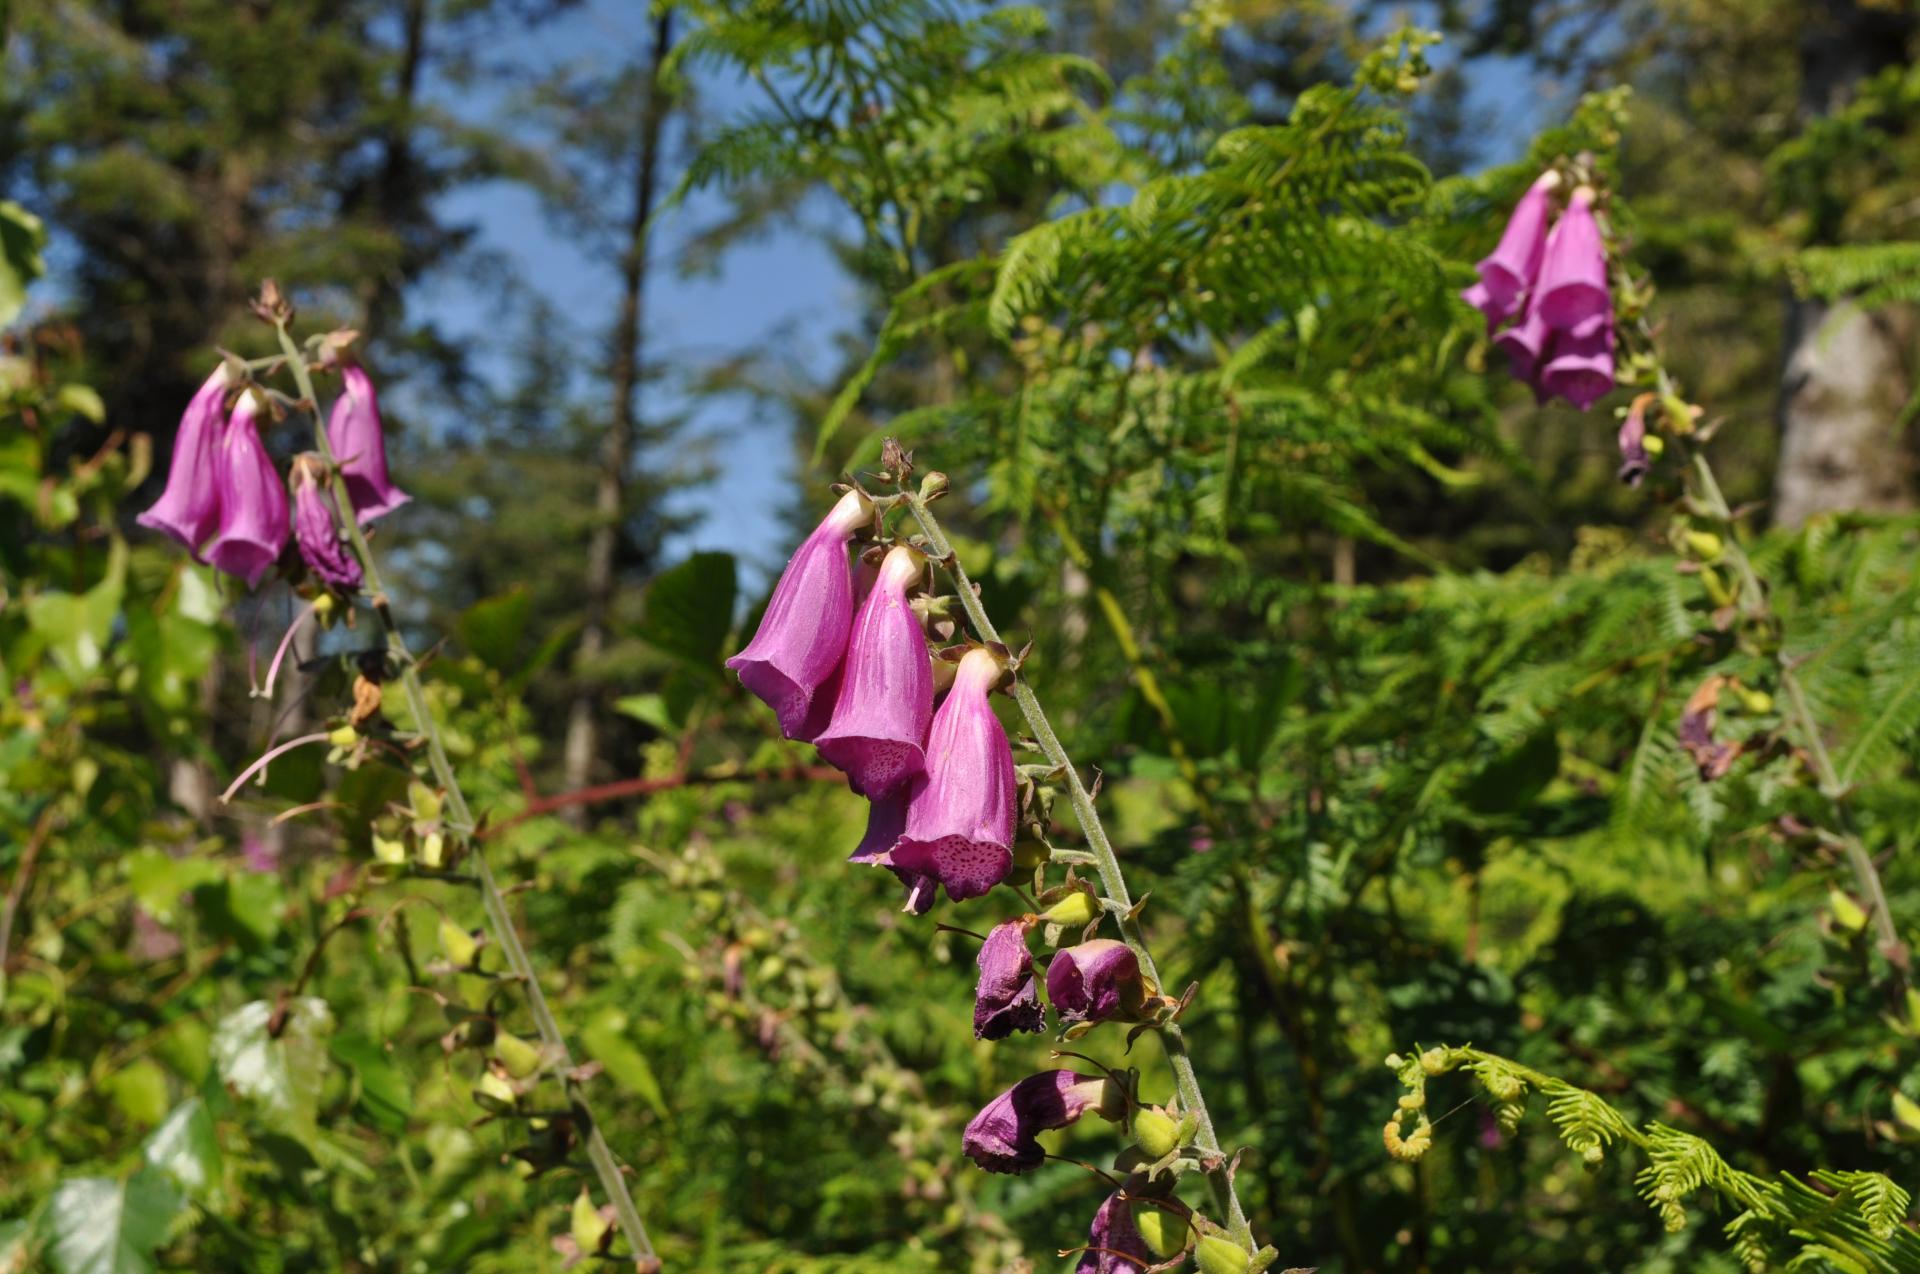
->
408, 1, 1558, 581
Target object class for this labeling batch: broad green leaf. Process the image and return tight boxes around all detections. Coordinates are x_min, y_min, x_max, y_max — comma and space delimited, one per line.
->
329, 1034, 413, 1135
124, 847, 222, 924
55, 384, 107, 424
42, 1169, 181, 1274
637, 551, 736, 673
0, 200, 46, 327
456, 588, 532, 672
210, 998, 333, 1147
25, 538, 127, 676
142, 1099, 221, 1199
104, 1058, 170, 1128
582, 1011, 670, 1122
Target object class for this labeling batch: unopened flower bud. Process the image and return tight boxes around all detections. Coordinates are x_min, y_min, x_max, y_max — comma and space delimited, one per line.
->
1134, 1107, 1182, 1159
1196, 1234, 1252, 1274
919, 471, 949, 499
410, 781, 443, 820
493, 1032, 543, 1079
372, 834, 407, 866
1737, 688, 1773, 714
419, 830, 445, 869
1042, 891, 1099, 928
313, 592, 337, 619
440, 918, 480, 969
328, 724, 360, 748
1641, 432, 1665, 457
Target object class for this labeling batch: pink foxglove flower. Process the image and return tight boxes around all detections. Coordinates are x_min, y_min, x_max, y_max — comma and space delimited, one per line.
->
727, 489, 871, 739
814, 545, 933, 797
1046, 938, 1143, 1024
1493, 290, 1550, 388
973, 918, 1043, 1040
290, 454, 362, 590
1533, 187, 1610, 331
889, 647, 1016, 902
326, 365, 411, 523
847, 791, 936, 915
1539, 317, 1615, 412
1617, 396, 1652, 486
205, 392, 289, 587
1463, 171, 1558, 326
1076, 1185, 1188, 1273
137, 363, 231, 554
962, 1070, 1117, 1174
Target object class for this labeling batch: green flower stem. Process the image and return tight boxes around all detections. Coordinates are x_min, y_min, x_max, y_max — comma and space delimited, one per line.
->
271, 322, 660, 1269
899, 484, 1256, 1251
1680, 441, 1904, 980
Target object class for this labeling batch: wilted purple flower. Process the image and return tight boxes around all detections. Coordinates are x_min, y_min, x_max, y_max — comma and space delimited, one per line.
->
974, 918, 1043, 1040
205, 392, 289, 588
290, 454, 362, 590
847, 791, 937, 915
962, 1070, 1115, 1174
1076, 1184, 1189, 1273
727, 490, 871, 740
1539, 316, 1615, 412
1047, 938, 1143, 1024
889, 647, 1016, 903
138, 363, 232, 554
1463, 171, 1559, 326
1617, 397, 1652, 486
326, 365, 411, 523
814, 546, 933, 797
1534, 187, 1610, 331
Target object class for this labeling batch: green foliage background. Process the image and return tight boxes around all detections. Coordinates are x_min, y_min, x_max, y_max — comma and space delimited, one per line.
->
6, 2, 1920, 1272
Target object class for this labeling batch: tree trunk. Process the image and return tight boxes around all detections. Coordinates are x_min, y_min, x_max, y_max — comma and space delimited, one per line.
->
1772, 0, 1918, 528
561, 11, 676, 800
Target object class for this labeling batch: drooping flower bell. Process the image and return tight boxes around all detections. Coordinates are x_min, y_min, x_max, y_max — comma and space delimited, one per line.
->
1539, 317, 1615, 412
1533, 187, 1610, 331
205, 391, 290, 588
973, 918, 1043, 1040
326, 365, 411, 523
961, 1069, 1121, 1174
814, 545, 934, 797
727, 489, 872, 740
1462, 171, 1559, 327
846, 791, 937, 915
290, 454, 362, 590
889, 646, 1016, 903
137, 363, 232, 554
1492, 290, 1550, 389
1046, 938, 1143, 1025
1616, 395, 1657, 487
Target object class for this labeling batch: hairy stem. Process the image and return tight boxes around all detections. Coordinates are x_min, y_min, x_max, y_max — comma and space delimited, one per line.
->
899, 484, 1255, 1250
272, 323, 659, 1267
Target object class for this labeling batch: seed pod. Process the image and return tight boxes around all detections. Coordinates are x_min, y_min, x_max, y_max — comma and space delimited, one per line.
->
493, 1032, 543, 1079
570, 1189, 611, 1255
1134, 1107, 1182, 1159
1135, 1207, 1188, 1260
1196, 1234, 1252, 1274
440, 918, 480, 969
1041, 891, 1098, 927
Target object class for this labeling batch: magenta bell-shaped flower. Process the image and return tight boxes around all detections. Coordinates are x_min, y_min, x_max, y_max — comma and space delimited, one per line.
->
846, 791, 937, 915
326, 365, 411, 523
974, 918, 1043, 1040
1539, 316, 1615, 412
137, 363, 232, 554
814, 545, 934, 797
728, 489, 871, 739
1617, 398, 1652, 486
1534, 187, 1610, 331
889, 647, 1016, 903
1047, 938, 1143, 1024
1464, 171, 1559, 326
290, 454, 362, 590
205, 391, 289, 588
962, 1070, 1116, 1174
1493, 290, 1550, 387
